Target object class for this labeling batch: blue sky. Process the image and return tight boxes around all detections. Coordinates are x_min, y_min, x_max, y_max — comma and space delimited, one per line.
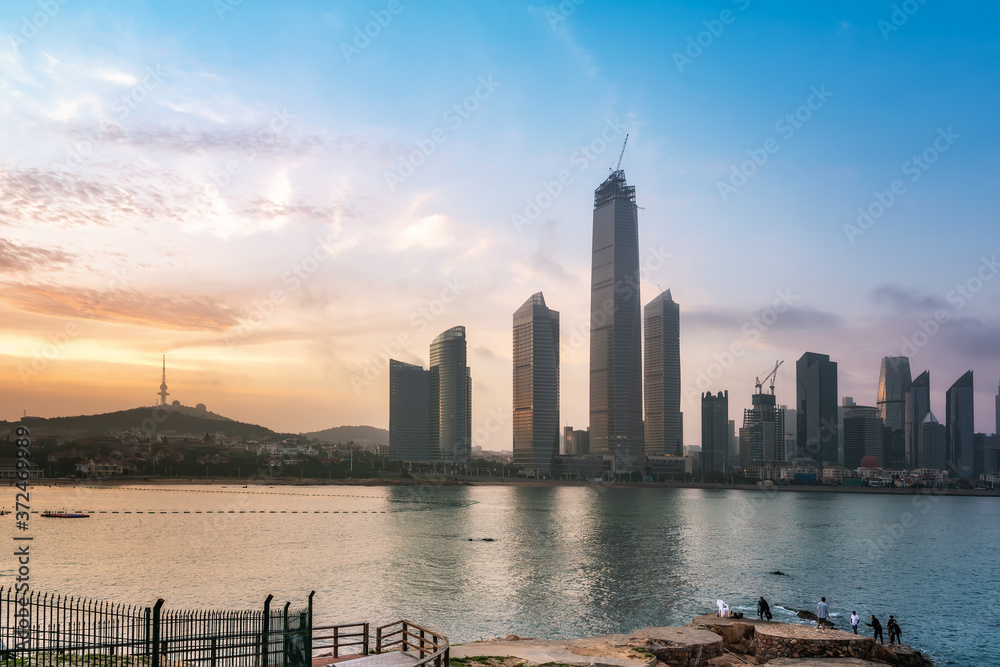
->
1, 0, 998, 445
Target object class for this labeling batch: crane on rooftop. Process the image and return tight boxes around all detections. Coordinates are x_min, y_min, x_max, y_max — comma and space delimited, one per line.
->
754, 360, 783, 395
611, 133, 629, 173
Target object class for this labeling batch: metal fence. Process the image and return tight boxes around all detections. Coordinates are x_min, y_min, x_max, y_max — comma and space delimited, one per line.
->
0, 588, 311, 667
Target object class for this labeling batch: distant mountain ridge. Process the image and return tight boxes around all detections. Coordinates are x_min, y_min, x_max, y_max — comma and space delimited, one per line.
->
300, 425, 388, 444
3, 406, 285, 441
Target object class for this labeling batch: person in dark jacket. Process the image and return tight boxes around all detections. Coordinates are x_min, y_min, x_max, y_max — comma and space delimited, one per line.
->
887, 616, 902, 645
867, 615, 884, 644
758, 597, 772, 620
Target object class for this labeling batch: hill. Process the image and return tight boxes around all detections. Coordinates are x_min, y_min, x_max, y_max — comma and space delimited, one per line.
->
3, 406, 286, 441
300, 424, 388, 444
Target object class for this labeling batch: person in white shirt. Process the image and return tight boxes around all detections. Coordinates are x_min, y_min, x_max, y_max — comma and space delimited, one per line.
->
851, 611, 860, 634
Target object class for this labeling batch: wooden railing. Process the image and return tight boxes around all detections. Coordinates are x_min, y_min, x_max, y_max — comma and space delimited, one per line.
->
311, 621, 370, 658
376, 620, 449, 667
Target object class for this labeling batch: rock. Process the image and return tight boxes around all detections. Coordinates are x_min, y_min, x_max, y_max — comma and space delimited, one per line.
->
746, 657, 760, 665
771, 570, 787, 575
502, 634, 533, 641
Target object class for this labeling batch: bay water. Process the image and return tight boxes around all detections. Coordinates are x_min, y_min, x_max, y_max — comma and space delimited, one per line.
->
3, 483, 997, 666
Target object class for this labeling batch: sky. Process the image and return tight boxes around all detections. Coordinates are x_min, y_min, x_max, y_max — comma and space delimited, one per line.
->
1, 0, 999, 448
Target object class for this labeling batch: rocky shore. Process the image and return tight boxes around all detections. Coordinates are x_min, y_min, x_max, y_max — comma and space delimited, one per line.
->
450, 614, 933, 667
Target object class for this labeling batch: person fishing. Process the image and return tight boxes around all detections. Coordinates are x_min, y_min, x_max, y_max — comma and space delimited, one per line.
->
758, 596, 772, 621
867, 615, 884, 644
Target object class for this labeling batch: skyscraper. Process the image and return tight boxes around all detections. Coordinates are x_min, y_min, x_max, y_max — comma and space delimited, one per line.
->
918, 412, 946, 471
740, 389, 785, 471
945, 370, 974, 478
701, 391, 728, 474
877, 356, 911, 469
904, 371, 930, 468
995, 379, 999, 439
429, 326, 472, 464
589, 167, 643, 473
842, 398, 884, 469
513, 293, 560, 474
644, 289, 682, 457
796, 352, 839, 465
389, 360, 430, 462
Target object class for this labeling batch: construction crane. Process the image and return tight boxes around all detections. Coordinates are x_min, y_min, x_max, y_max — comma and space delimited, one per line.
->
611, 133, 629, 173
754, 360, 784, 395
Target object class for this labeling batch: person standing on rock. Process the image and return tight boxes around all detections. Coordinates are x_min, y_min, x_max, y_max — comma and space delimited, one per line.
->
850, 611, 860, 634
816, 597, 829, 632
867, 615, 884, 643
887, 616, 902, 645
758, 597, 772, 621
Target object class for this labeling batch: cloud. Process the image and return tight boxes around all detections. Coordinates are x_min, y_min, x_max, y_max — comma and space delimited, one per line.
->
0, 239, 74, 273
0, 283, 239, 332
870, 285, 948, 314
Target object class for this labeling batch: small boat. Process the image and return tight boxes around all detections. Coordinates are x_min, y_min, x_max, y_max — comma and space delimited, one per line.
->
41, 512, 90, 518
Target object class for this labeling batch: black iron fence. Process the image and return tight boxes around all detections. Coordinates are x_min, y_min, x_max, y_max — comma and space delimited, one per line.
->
0, 588, 312, 666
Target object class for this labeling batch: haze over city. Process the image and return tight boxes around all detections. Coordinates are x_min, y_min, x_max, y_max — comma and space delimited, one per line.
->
2, 0, 998, 446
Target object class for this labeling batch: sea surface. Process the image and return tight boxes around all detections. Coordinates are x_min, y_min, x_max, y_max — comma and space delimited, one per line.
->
2, 483, 998, 666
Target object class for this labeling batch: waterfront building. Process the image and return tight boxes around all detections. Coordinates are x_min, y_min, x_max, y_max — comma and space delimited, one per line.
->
842, 398, 884, 470
564, 428, 590, 456
995, 379, 999, 438
513, 293, 560, 474
701, 391, 729, 474
918, 412, 947, 472
589, 167, 644, 473
429, 326, 472, 464
739, 384, 785, 474
945, 370, 974, 478
388, 360, 430, 461
795, 352, 839, 465
644, 289, 682, 457
877, 356, 911, 469
905, 371, 931, 468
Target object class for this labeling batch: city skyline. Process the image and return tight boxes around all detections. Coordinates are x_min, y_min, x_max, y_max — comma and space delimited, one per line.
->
2, 1, 999, 448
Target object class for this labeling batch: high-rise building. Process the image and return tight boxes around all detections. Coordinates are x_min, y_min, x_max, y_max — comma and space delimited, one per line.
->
389, 360, 430, 462
563, 427, 590, 456
905, 371, 930, 468
995, 379, 999, 439
513, 293, 560, 474
842, 398, 884, 469
781, 405, 797, 462
945, 370, 974, 478
644, 289, 682, 457
796, 352, 839, 465
589, 167, 643, 473
429, 326, 472, 464
701, 391, 728, 474
740, 390, 785, 470
918, 412, 946, 471
877, 356, 911, 470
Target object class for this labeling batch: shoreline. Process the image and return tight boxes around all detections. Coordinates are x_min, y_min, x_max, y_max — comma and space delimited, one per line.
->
25, 475, 1000, 496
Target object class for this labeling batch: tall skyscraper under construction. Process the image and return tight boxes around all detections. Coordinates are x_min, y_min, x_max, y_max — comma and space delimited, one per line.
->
589, 163, 643, 473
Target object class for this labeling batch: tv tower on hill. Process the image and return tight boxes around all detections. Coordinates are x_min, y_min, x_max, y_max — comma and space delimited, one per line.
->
158, 355, 169, 405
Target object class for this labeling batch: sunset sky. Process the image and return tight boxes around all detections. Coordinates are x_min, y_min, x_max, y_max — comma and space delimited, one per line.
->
2, 0, 998, 446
